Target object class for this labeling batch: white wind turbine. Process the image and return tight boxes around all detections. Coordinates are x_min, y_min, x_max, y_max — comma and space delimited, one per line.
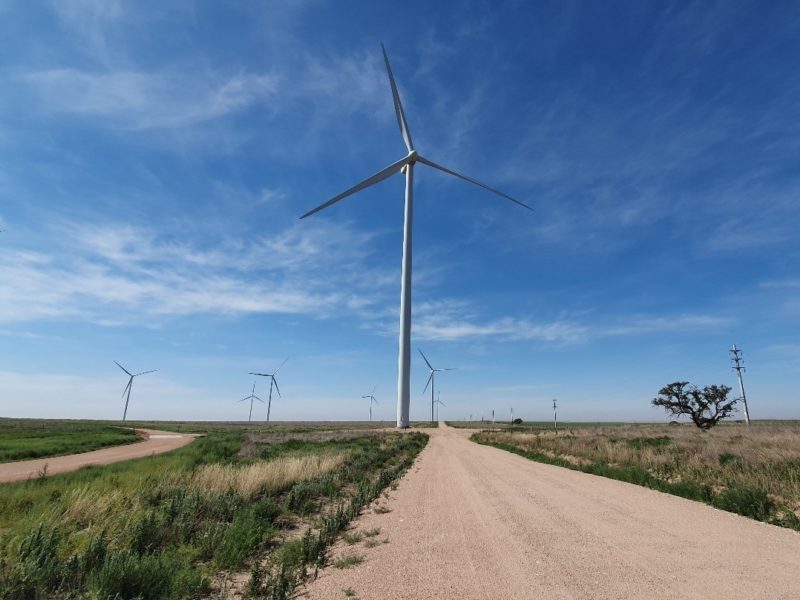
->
239, 381, 264, 422
435, 391, 445, 422
300, 44, 531, 428
362, 386, 379, 421
114, 361, 157, 422
420, 349, 455, 423
249, 359, 287, 423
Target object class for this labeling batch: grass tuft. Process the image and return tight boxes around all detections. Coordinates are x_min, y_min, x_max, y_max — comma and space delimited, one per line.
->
333, 553, 364, 569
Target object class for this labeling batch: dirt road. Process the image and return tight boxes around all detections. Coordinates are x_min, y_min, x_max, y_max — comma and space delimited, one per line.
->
301, 423, 800, 599
0, 429, 196, 483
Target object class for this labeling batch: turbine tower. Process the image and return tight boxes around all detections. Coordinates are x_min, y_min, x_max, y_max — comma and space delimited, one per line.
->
300, 44, 531, 428
239, 381, 264, 422
435, 391, 446, 421
249, 359, 287, 423
362, 386, 379, 421
420, 349, 455, 423
114, 361, 157, 422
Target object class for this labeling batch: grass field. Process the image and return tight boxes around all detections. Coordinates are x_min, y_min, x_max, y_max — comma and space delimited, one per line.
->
0, 419, 139, 462
474, 421, 800, 530
0, 422, 427, 599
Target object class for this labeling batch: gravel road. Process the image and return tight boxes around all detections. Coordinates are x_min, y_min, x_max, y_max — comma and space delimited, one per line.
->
300, 422, 800, 599
0, 428, 196, 483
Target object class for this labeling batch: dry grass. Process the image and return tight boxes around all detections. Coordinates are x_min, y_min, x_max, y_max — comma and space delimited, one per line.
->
192, 452, 348, 497
480, 422, 800, 513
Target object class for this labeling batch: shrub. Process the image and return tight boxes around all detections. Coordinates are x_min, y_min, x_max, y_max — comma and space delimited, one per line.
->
713, 485, 773, 521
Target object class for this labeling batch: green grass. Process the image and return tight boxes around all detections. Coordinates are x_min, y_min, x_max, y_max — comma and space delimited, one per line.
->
0, 423, 427, 600
0, 419, 139, 462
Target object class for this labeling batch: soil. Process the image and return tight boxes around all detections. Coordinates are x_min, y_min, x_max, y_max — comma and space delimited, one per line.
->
298, 422, 800, 599
0, 428, 196, 483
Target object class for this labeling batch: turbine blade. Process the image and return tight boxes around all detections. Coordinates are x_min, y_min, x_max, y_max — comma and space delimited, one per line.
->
135, 369, 157, 377
416, 155, 533, 212
418, 348, 434, 371
121, 378, 132, 399
442, 368, 457, 371
254, 396, 264, 403
114, 361, 132, 376
371, 385, 376, 395
373, 398, 379, 405
272, 358, 288, 376
272, 377, 282, 398
249, 372, 269, 377
422, 372, 433, 394
299, 155, 409, 219
239, 396, 249, 402
381, 43, 414, 152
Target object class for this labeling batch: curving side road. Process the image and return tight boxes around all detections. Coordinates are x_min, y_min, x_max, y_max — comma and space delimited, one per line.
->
0, 429, 197, 483
300, 422, 800, 600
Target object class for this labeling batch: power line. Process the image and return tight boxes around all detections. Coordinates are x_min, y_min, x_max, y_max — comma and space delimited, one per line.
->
553, 398, 558, 432
730, 344, 751, 425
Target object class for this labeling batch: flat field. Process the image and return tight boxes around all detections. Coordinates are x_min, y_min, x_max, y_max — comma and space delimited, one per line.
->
474, 421, 800, 530
0, 421, 428, 600
0, 418, 139, 462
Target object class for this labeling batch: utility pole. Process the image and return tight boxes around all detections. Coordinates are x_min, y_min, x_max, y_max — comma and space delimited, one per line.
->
730, 344, 751, 425
553, 398, 558, 432
491, 409, 495, 423
510, 407, 513, 425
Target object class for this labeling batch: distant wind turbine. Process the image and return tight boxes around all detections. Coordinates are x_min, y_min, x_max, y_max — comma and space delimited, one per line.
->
249, 359, 287, 422
114, 361, 157, 421
435, 391, 445, 421
300, 44, 532, 428
239, 381, 264, 422
362, 386, 379, 421
419, 349, 455, 423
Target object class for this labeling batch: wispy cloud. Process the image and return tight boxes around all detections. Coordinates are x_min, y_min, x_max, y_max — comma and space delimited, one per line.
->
0, 219, 388, 324
22, 69, 280, 129
400, 299, 731, 344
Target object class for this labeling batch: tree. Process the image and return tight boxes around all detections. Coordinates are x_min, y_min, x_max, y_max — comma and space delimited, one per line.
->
652, 381, 737, 430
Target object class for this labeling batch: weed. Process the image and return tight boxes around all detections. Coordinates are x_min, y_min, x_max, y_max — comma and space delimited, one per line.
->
333, 553, 364, 569
342, 531, 364, 545
363, 539, 381, 549
0, 426, 428, 600
713, 485, 773, 520
343, 587, 357, 597
718, 452, 742, 466
363, 528, 380, 537
373, 505, 391, 514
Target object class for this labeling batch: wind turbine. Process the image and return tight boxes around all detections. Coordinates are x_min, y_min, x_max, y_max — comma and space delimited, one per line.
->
362, 386, 379, 421
435, 391, 445, 421
249, 359, 287, 422
114, 361, 157, 422
420, 349, 455, 423
239, 381, 264, 422
300, 44, 532, 428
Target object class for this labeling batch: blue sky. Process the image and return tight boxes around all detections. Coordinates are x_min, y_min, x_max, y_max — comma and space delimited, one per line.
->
1, 1, 798, 422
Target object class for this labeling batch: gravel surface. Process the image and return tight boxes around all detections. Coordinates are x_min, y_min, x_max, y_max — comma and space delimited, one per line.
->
0, 428, 196, 483
299, 422, 800, 599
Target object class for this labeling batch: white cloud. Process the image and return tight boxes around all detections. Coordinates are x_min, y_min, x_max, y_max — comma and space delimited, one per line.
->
0, 219, 386, 324
22, 69, 280, 129
397, 299, 730, 344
